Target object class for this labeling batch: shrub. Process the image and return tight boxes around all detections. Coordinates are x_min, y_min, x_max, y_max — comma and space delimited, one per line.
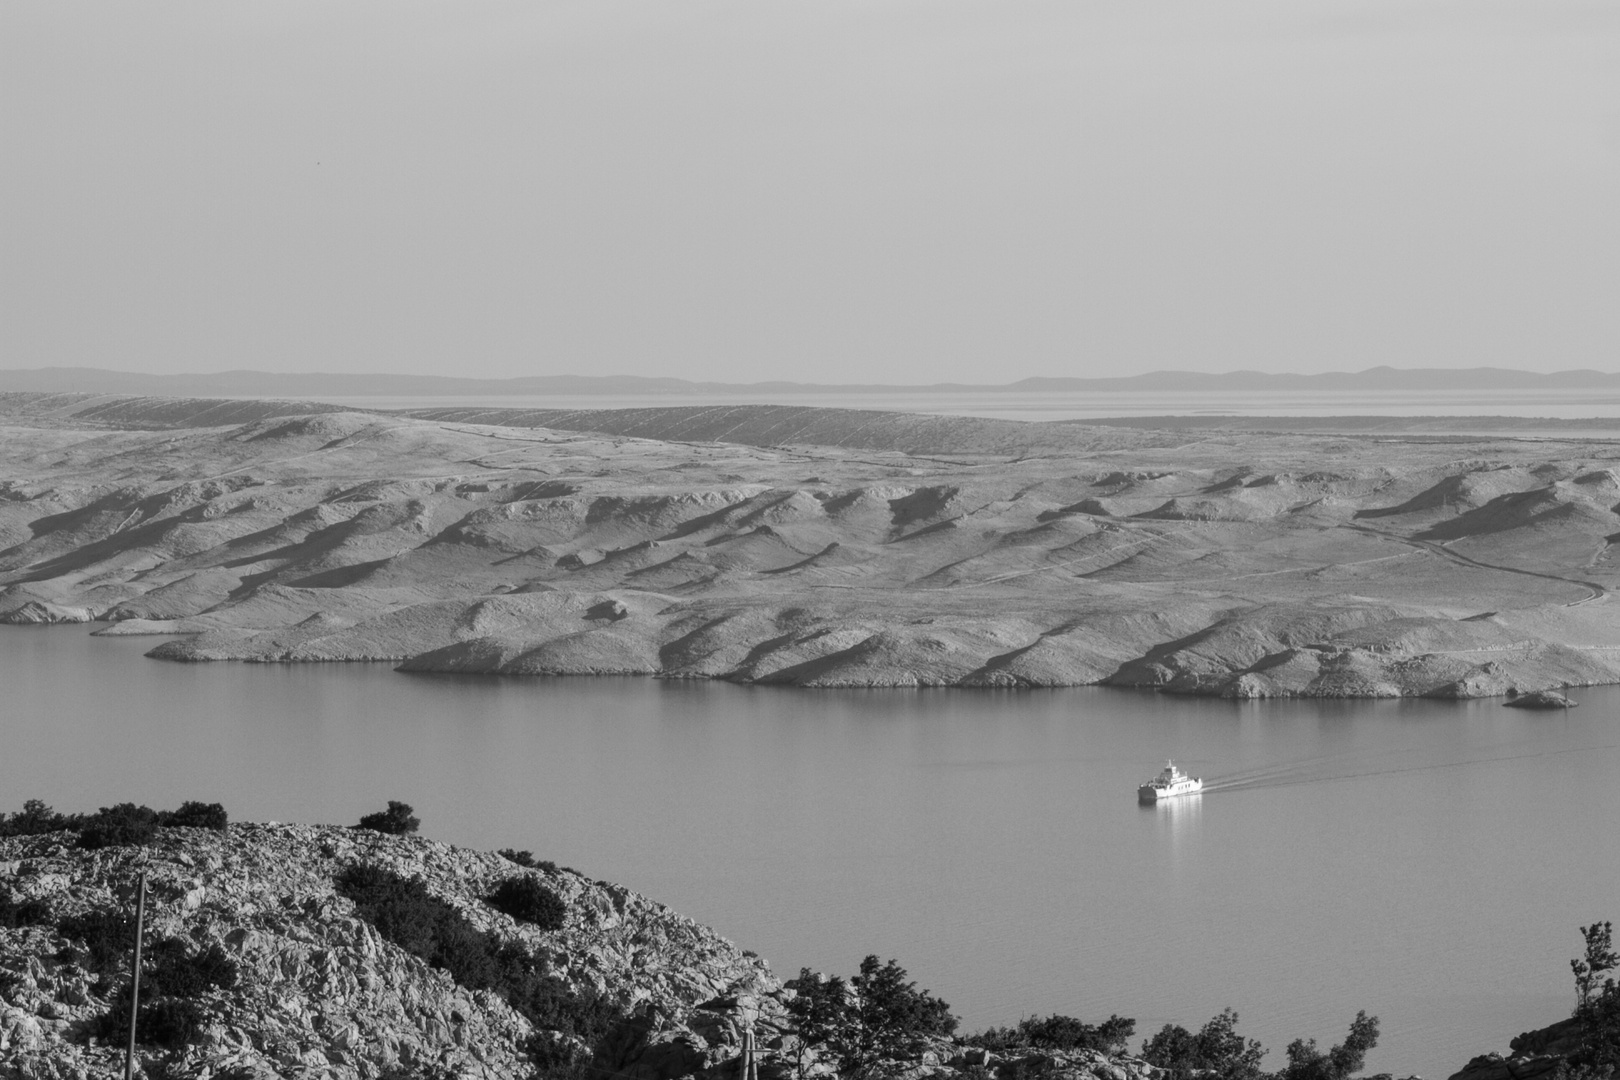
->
158, 802, 228, 830
54, 909, 137, 973
145, 937, 239, 998
1556, 921, 1620, 1078
0, 888, 51, 929
335, 863, 624, 1066
525, 1030, 591, 1073
356, 801, 420, 835
93, 988, 208, 1050
1141, 1009, 1266, 1080
1, 799, 226, 845
499, 849, 559, 873
76, 803, 160, 850
0, 799, 81, 837
1276, 1012, 1380, 1080
973, 1014, 1137, 1055
487, 877, 567, 931
88, 936, 238, 1050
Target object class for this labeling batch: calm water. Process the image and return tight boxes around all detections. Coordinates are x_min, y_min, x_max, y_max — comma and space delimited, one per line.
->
5, 625, 1618, 1078
317, 388, 1620, 424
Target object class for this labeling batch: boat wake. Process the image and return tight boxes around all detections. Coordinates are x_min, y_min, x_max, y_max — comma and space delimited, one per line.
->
1199, 738, 1620, 796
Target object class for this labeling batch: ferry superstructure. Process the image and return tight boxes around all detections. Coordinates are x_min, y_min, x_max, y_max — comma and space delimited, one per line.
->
1137, 760, 1203, 803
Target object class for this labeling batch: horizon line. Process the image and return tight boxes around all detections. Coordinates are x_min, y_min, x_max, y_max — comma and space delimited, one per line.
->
7, 363, 1620, 393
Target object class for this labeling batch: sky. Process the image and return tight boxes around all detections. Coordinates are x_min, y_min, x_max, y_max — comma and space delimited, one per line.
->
3, 1, 1618, 384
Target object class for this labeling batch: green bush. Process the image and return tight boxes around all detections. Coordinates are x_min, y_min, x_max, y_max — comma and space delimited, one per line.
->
0, 888, 51, 929
54, 909, 137, 973
487, 877, 567, 930
356, 801, 420, 835
93, 988, 208, 1051
1141, 1009, 1266, 1080
158, 802, 228, 830
1276, 1012, 1380, 1080
972, 1014, 1137, 1055
498, 849, 559, 873
335, 863, 624, 1067
75, 803, 160, 850
1556, 921, 1620, 1079
1, 799, 227, 846
0, 799, 81, 837
145, 937, 239, 998
1141, 1008, 1374, 1080
87, 935, 237, 1050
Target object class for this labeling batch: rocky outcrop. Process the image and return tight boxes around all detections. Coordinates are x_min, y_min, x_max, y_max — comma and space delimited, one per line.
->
1502, 689, 1577, 709
0, 824, 1173, 1080
0, 600, 93, 625
1446, 1017, 1582, 1080
0, 824, 775, 1079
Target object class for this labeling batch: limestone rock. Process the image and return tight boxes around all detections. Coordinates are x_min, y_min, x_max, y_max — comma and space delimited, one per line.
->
1503, 689, 1577, 709
1446, 1016, 1582, 1080
0, 823, 776, 1080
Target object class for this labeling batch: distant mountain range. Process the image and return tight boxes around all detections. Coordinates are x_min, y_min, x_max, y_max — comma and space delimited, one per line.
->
4, 365, 1620, 397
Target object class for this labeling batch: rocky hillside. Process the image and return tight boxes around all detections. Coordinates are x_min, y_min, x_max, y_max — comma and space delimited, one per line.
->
8, 398, 1620, 696
0, 821, 1170, 1080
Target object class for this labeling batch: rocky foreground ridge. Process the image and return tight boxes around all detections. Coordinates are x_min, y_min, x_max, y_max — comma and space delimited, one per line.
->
9, 397, 1620, 696
2, 813, 1596, 1080
0, 821, 1168, 1080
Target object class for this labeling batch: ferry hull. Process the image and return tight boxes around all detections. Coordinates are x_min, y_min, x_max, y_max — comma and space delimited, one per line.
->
1138, 780, 1203, 803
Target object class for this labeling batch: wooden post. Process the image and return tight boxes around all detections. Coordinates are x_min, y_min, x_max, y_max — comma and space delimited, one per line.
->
741, 1028, 757, 1080
124, 869, 148, 1080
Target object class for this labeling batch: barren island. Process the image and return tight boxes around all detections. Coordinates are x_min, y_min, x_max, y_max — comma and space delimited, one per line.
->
6, 392, 1620, 699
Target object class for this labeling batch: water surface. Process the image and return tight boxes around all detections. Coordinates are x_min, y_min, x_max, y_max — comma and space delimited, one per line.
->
317, 388, 1620, 424
5, 625, 1616, 1078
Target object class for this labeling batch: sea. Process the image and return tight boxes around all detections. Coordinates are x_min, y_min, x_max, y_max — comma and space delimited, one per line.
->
316, 387, 1620, 425
7, 624, 1617, 1079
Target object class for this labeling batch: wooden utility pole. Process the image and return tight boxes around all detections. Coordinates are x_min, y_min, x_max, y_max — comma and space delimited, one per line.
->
124, 869, 148, 1080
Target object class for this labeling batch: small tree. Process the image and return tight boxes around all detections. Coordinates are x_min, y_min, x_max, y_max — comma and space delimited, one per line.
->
1560, 921, 1620, 1078
850, 955, 958, 1066
785, 970, 852, 1080
1277, 1011, 1380, 1080
785, 958, 956, 1079
1573, 923, 1619, 1010
356, 801, 420, 835
1142, 1008, 1266, 1080
0, 799, 78, 837
159, 801, 228, 830
76, 803, 160, 849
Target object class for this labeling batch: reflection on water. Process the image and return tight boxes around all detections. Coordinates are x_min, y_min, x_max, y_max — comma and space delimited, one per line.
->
1144, 793, 1203, 827
1143, 794, 1204, 868
1, 627, 1616, 1080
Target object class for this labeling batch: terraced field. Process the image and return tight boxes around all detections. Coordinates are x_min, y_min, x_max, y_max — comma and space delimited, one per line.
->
6, 394, 1620, 695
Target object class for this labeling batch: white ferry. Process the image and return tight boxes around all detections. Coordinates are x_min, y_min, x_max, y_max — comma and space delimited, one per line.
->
1138, 760, 1203, 803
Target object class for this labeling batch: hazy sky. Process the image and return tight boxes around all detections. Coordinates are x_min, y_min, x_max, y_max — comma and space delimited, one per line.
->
3, 1, 1618, 383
